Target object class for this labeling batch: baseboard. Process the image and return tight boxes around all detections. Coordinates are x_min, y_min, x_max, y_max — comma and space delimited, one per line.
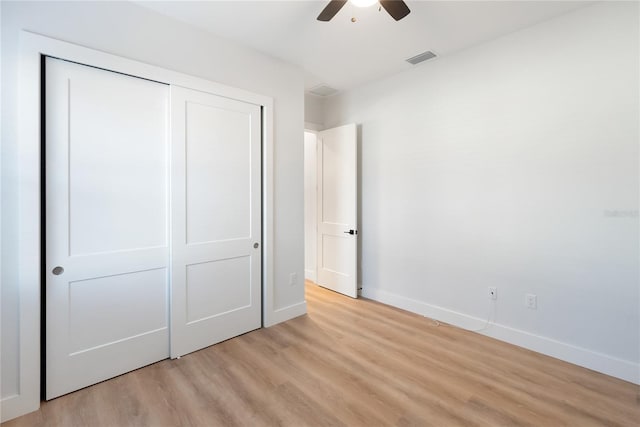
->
361, 287, 639, 385
267, 301, 307, 326
1, 394, 39, 423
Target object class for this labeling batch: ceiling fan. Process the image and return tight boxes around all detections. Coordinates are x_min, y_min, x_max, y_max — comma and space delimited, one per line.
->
317, 0, 411, 22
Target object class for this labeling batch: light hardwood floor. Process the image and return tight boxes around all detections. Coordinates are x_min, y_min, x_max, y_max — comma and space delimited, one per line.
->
4, 281, 639, 426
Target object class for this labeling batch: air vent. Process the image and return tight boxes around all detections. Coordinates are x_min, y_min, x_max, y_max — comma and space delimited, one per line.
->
406, 50, 437, 65
308, 85, 338, 97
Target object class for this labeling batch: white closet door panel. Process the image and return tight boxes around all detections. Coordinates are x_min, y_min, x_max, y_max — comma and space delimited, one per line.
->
171, 86, 262, 358
67, 268, 168, 353
46, 57, 170, 399
185, 257, 252, 323
67, 67, 168, 256
186, 102, 252, 244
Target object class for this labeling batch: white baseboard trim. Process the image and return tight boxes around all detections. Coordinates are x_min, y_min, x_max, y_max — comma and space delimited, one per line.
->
1, 394, 39, 423
267, 301, 307, 326
361, 287, 639, 385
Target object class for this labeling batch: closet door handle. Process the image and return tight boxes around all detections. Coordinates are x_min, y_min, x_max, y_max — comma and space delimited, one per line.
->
343, 230, 357, 235
52, 266, 65, 275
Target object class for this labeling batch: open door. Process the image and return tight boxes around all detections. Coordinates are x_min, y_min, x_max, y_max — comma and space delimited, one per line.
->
316, 124, 358, 298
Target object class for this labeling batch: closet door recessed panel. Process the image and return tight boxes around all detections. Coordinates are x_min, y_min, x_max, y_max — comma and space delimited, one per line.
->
185, 102, 252, 244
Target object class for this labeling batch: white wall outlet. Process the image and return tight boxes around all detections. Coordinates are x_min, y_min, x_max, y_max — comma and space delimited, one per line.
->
526, 293, 537, 309
289, 272, 297, 286
488, 287, 497, 300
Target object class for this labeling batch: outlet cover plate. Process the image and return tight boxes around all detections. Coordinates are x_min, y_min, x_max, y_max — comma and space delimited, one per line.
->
526, 293, 537, 309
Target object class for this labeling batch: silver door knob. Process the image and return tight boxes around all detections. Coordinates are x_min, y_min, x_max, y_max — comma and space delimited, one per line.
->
253, 242, 260, 249
52, 266, 64, 275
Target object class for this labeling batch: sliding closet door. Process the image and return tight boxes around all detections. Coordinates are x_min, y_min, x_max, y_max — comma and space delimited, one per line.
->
170, 86, 262, 358
45, 57, 170, 399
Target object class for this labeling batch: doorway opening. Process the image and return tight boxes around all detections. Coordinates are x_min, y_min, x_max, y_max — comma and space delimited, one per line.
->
303, 125, 359, 299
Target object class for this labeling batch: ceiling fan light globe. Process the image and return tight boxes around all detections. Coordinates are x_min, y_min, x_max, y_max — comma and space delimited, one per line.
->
350, 0, 377, 8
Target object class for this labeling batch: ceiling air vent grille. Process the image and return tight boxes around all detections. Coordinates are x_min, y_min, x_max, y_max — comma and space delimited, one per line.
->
308, 85, 338, 97
406, 51, 437, 65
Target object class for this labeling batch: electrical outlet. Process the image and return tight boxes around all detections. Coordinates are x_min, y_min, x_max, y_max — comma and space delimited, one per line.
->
526, 294, 537, 309
488, 287, 497, 300
289, 272, 297, 286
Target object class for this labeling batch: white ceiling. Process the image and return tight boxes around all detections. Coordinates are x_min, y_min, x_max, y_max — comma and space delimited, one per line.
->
136, 1, 591, 93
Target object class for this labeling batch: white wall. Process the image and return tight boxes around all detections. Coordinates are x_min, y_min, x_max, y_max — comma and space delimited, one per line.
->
304, 131, 317, 282
324, 1, 639, 382
304, 94, 325, 130
1, 0, 305, 416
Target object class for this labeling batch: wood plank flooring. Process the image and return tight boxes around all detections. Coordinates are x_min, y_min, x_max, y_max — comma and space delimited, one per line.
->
4, 281, 639, 426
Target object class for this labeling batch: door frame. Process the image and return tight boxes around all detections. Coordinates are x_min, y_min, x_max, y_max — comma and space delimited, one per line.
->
8, 31, 276, 420
303, 129, 318, 284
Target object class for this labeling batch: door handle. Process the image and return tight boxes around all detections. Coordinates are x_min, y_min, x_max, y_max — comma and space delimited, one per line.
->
343, 230, 357, 235
52, 266, 65, 275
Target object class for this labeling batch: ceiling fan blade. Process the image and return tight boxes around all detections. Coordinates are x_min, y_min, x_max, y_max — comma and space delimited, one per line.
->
379, 0, 411, 21
317, 0, 348, 21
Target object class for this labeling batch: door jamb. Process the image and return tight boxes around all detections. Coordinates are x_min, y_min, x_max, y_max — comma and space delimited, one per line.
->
303, 129, 319, 285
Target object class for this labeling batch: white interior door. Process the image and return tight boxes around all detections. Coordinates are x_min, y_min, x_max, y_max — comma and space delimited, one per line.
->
45, 57, 170, 399
170, 86, 262, 358
317, 124, 358, 298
